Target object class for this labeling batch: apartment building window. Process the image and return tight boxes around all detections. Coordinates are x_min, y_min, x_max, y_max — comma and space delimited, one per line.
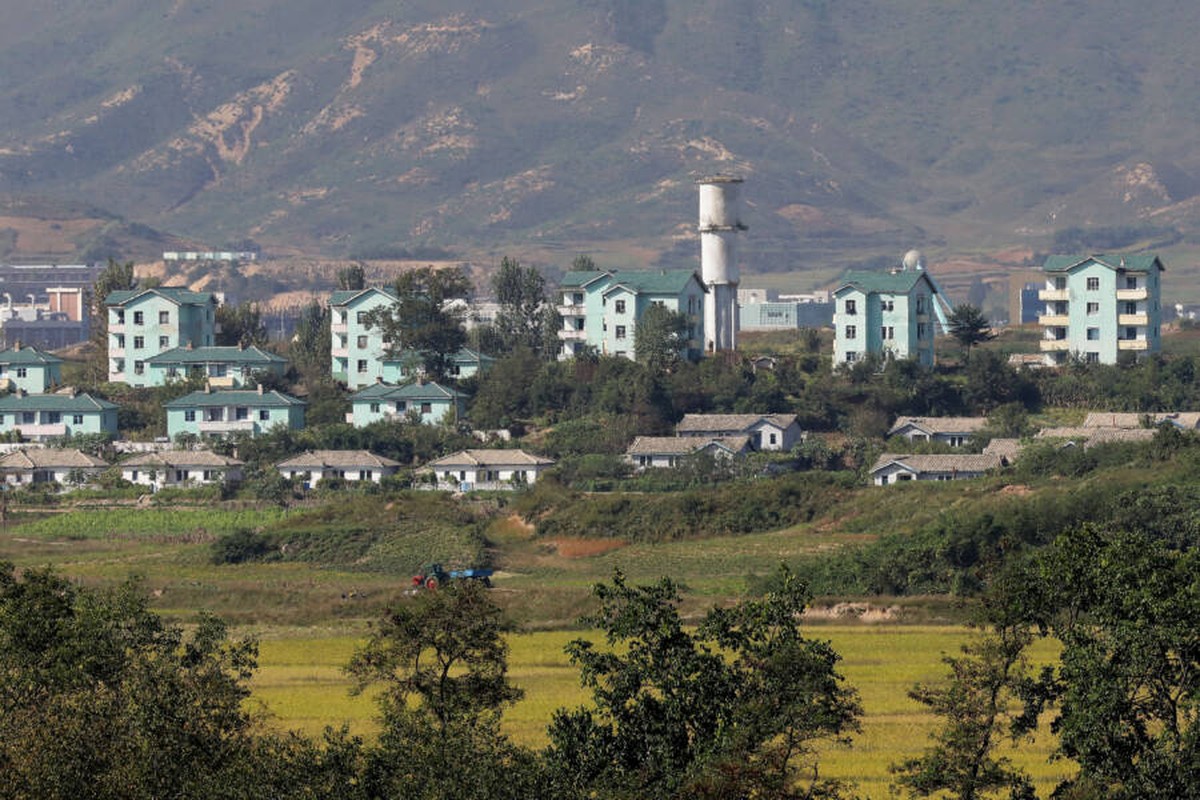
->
46, 412, 60, 424
20, 412, 34, 425
159, 311, 170, 324
881, 300, 894, 312
1124, 327, 1138, 340
1126, 276, 1138, 289
1087, 277, 1100, 291
688, 296, 697, 314
133, 311, 144, 325
1086, 328, 1099, 340
235, 407, 249, 421
259, 409, 270, 421
116, 335, 125, 348
881, 326, 894, 340
916, 295, 926, 313
1054, 276, 1067, 290
357, 359, 368, 373
114, 311, 125, 324
1085, 352, 1100, 363
421, 402, 432, 414
133, 361, 144, 375
357, 335, 368, 348
615, 325, 626, 340
845, 351, 858, 362
917, 323, 927, 340
185, 410, 196, 421
615, 299, 626, 314
845, 325, 857, 339
356, 311, 367, 324
159, 336, 169, 348
572, 292, 583, 305
133, 336, 144, 349
72, 414, 83, 425
1124, 302, 1137, 315
14, 367, 25, 378
1087, 302, 1099, 314
844, 299, 857, 315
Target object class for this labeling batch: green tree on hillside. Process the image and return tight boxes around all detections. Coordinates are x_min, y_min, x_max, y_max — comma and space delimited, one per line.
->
634, 303, 691, 373
492, 256, 551, 356
215, 301, 269, 348
337, 263, 366, 291
87, 257, 136, 383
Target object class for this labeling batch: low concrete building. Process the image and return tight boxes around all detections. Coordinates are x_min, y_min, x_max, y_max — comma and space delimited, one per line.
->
1081, 411, 1200, 430
0, 448, 108, 487
675, 413, 801, 452
276, 450, 402, 485
887, 416, 989, 447
0, 390, 119, 441
870, 453, 1004, 485
164, 386, 306, 439
626, 435, 752, 469
423, 449, 554, 490
119, 450, 245, 489
144, 345, 288, 388
0, 343, 63, 393
347, 380, 466, 427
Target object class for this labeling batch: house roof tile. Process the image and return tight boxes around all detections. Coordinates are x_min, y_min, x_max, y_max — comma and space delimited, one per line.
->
425, 449, 554, 468
163, 389, 305, 408
626, 435, 751, 456
870, 453, 1004, 475
0, 448, 108, 470
144, 345, 287, 366
675, 413, 798, 434
1042, 253, 1165, 274
275, 450, 402, 470
888, 416, 989, 437
0, 392, 118, 412
119, 450, 244, 469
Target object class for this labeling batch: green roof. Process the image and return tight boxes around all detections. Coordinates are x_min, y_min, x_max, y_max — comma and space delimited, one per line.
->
601, 269, 703, 296
144, 345, 287, 366
559, 270, 612, 289
0, 392, 117, 411
835, 270, 934, 295
329, 287, 398, 306
164, 389, 305, 409
105, 286, 216, 306
382, 347, 494, 367
1042, 253, 1165, 273
351, 380, 462, 402
0, 345, 63, 366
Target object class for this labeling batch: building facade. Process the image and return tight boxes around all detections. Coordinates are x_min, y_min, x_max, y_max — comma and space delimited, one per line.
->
144, 345, 288, 388
1038, 254, 1164, 365
276, 450, 402, 485
556, 269, 706, 360
423, 449, 554, 490
164, 387, 305, 439
0, 391, 119, 441
0, 343, 63, 393
329, 287, 397, 388
832, 270, 939, 367
106, 286, 218, 386
119, 450, 245, 489
347, 380, 466, 427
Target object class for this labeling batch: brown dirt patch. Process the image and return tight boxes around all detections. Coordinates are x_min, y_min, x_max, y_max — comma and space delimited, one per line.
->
548, 538, 629, 558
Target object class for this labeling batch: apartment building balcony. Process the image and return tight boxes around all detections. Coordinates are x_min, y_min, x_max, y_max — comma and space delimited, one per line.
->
559, 329, 588, 341
198, 419, 256, 434
1118, 339, 1150, 351
1116, 288, 1148, 301
1118, 313, 1149, 326
109, 323, 125, 334
1038, 314, 1070, 327
331, 346, 349, 358
109, 347, 125, 357
557, 304, 586, 316
207, 375, 237, 388
331, 321, 348, 334
1038, 289, 1070, 302
13, 423, 67, 437
1040, 339, 1071, 352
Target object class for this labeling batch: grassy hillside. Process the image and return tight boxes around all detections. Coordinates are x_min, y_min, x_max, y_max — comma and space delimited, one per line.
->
4, 1, 1200, 289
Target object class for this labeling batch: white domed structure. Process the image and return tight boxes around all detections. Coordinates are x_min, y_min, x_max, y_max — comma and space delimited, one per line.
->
902, 249, 924, 271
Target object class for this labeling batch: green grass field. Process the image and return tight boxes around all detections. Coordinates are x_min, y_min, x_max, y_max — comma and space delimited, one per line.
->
249, 626, 1068, 798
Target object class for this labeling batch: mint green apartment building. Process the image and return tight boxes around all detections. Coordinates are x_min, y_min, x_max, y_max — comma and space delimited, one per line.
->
832, 270, 939, 367
556, 269, 706, 360
330, 287, 397, 388
165, 387, 305, 439
106, 286, 217, 386
0, 344, 63, 393
0, 391, 119, 441
1038, 254, 1163, 365
144, 345, 288, 388
347, 380, 466, 427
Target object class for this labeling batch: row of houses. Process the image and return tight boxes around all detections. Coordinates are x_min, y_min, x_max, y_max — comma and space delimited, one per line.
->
1, 446, 557, 493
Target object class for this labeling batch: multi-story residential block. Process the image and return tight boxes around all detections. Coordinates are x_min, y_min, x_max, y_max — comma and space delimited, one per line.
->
347, 380, 466, 427
164, 386, 305, 439
0, 390, 119, 441
119, 451, 245, 489
1037, 254, 1164, 365
0, 343, 63, 393
106, 286, 218, 385
832, 270, 940, 367
556, 269, 706, 360
329, 287, 397, 388
381, 347, 495, 383
144, 345, 288, 388
275, 450, 402, 486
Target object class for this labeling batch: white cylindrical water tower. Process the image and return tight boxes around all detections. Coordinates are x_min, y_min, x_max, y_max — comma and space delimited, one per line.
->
698, 176, 746, 352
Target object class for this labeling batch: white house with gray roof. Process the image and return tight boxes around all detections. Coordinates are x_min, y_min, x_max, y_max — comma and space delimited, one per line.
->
119, 450, 245, 489
423, 449, 554, 491
0, 448, 108, 487
276, 450, 402, 485
675, 413, 800, 452
626, 435, 752, 469
870, 453, 1004, 485
887, 416, 989, 447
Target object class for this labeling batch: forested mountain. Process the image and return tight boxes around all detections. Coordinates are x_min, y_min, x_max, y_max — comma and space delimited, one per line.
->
4, 0, 1200, 274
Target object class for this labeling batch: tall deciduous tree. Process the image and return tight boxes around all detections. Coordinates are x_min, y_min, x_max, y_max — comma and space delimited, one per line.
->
216, 301, 269, 347
88, 257, 136, 382
545, 567, 861, 799
634, 303, 691, 373
346, 580, 539, 800
492, 256, 550, 356
290, 297, 331, 381
337, 263, 366, 291
367, 266, 469, 382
